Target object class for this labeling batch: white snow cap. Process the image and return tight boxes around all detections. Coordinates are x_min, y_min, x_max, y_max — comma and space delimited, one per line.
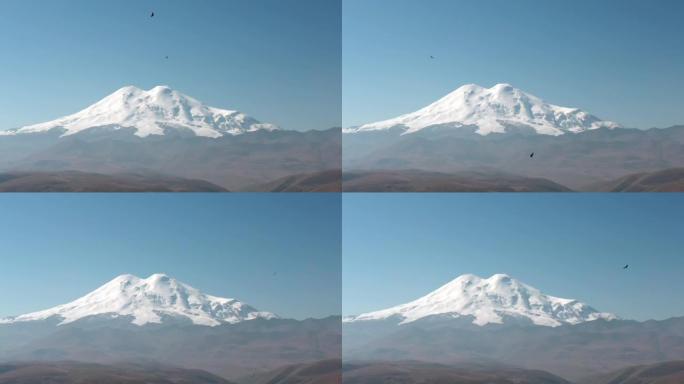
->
0, 273, 277, 327
345, 83, 620, 136
13, 85, 278, 138
344, 273, 616, 327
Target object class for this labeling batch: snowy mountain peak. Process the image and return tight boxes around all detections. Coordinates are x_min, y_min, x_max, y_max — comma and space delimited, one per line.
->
344, 273, 616, 327
11, 85, 278, 138
345, 83, 620, 136
0, 273, 277, 327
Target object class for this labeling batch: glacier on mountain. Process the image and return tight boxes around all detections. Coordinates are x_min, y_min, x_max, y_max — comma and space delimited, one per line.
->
0, 273, 277, 327
344, 273, 616, 327
344, 83, 620, 136
4, 85, 278, 138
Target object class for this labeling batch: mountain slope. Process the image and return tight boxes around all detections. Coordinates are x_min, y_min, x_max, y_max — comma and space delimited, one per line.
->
345, 83, 620, 136
247, 169, 342, 192
239, 359, 341, 384
0, 361, 235, 384
591, 167, 684, 192
0, 171, 227, 192
0, 273, 276, 326
0, 316, 341, 380
581, 360, 684, 384
342, 125, 684, 190
4, 85, 277, 138
0, 126, 340, 191
342, 169, 572, 192
344, 274, 615, 327
343, 316, 684, 381
342, 361, 571, 384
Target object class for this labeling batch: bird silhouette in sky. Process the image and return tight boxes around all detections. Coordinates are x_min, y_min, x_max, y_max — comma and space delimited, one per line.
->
530, 152, 534, 158
150, 11, 155, 18
430, 55, 435, 59
623, 264, 629, 269
165, 56, 169, 59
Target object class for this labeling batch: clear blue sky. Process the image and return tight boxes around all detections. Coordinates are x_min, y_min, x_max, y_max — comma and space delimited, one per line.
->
0, 194, 341, 320
0, 0, 340, 131
343, 194, 684, 321
343, 0, 684, 129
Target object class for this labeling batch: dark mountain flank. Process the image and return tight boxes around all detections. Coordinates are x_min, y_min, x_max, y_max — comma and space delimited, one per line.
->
342, 360, 571, 384
0, 361, 235, 384
343, 316, 684, 382
0, 171, 227, 192
239, 359, 341, 384
580, 360, 684, 384
247, 169, 342, 192
342, 169, 571, 192
1, 127, 340, 191
343, 126, 684, 191
590, 167, 684, 192
0, 317, 340, 381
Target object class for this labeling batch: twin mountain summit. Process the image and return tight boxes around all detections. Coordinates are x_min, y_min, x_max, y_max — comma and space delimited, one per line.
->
0, 272, 611, 328
0, 85, 339, 191
1, 83, 682, 191
2, 272, 682, 383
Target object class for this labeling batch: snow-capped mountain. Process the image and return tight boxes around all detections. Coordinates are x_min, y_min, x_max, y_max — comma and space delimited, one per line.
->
3, 85, 278, 138
344, 273, 616, 327
344, 83, 620, 136
0, 273, 277, 327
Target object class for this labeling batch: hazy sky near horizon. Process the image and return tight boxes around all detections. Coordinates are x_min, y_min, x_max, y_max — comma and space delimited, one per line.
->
343, 0, 684, 129
0, 194, 341, 319
0, 0, 341, 131
343, 194, 684, 321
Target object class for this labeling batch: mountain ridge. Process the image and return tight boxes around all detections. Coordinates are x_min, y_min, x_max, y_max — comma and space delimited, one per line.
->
343, 315, 684, 381
342, 124, 684, 190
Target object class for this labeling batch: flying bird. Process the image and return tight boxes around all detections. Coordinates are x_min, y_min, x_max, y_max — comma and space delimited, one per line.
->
150, 11, 155, 18
530, 152, 534, 158
165, 56, 169, 59
623, 264, 629, 269
430, 55, 435, 59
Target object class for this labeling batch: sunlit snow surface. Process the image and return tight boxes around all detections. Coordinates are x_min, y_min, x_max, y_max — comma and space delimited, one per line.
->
0, 273, 277, 326
344, 274, 616, 327
344, 83, 620, 136
8, 85, 278, 138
